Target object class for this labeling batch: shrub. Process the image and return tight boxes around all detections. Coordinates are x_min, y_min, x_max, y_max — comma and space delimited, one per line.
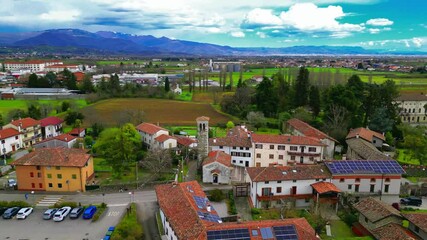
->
111, 203, 143, 240
8, 201, 30, 208
53, 201, 78, 208
251, 208, 261, 215
92, 204, 107, 222
209, 189, 225, 202
341, 212, 358, 226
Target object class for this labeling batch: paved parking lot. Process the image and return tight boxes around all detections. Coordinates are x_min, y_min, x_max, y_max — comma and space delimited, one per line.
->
0, 205, 126, 240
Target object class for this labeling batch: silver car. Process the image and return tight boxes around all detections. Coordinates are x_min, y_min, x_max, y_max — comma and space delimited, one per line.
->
43, 208, 58, 220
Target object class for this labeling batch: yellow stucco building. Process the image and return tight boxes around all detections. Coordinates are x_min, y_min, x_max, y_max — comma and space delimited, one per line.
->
11, 148, 94, 192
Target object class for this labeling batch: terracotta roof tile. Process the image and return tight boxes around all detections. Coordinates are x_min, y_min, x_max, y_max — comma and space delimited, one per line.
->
252, 134, 326, 146
175, 136, 196, 146
403, 213, 427, 233
10, 117, 40, 129
196, 116, 210, 121
209, 126, 252, 148
11, 148, 90, 168
346, 138, 391, 160
396, 93, 427, 101
0, 128, 20, 140
203, 151, 232, 167
311, 182, 341, 194
247, 165, 331, 182
287, 118, 337, 142
155, 134, 175, 143
54, 134, 76, 142
371, 223, 416, 240
40, 116, 64, 127
136, 122, 168, 135
353, 197, 401, 223
346, 127, 385, 142
69, 128, 85, 135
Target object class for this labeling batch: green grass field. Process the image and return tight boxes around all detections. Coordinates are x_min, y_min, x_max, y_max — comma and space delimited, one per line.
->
321, 220, 373, 240
396, 149, 421, 165
0, 99, 88, 117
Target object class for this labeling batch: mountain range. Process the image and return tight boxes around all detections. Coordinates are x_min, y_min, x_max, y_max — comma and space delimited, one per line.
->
0, 29, 425, 56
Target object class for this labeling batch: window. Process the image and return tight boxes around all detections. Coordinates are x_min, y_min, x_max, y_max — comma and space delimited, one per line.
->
232, 160, 236, 163
348, 184, 352, 190
269, 154, 274, 159
57, 174, 62, 179
355, 185, 359, 192
30, 172, 34, 178
340, 178, 345, 182
239, 160, 243, 164
58, 183, 62, 188
278, 155, 283, 160
39, 183, 43, 188
384, 185, 389, 193
255, 144, 263, 149
36, 166, 41, 170
315, 179, 319, 181
219, 146, 223, 149
308, 147, 316, 152
278, 145, 285, 150
293, 180, 297, 183
269, 145, 274, 150
48, 183, 53, 188
355, 178, 360, 182
15, 136, 18, 140
305, 198, 310, 203
37, 172, 41, 178
385, 178, 390, 182
55, 166, 60, 170
262, 188, 271, 196
246, 147, 249, 150
370, 185, 375, 193
276, 187, 282, 193
277, 181, 282, 183
256, 162, 261, 167
415, 226, 420, 233
245, 161, 249, 167
240, 147, 243, 150
232, 146, 236, 149
290, 146, 298, 151
47, 174, 52, 179
256, 153, 261, 158
72, 174, 77, 179
370, 178, 376, 183
31, 183, 35, 188
365, 217, 368, 223
290, 156, 296, 160
265, 181, 269, 184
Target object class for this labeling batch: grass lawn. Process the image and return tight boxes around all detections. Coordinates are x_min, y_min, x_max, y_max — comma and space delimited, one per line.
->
251, 208, 281, 220
396, 149, 421, 165
110, 203, 143, 240
401, 208, 427, 214
96, 165, 174, 185
255, 128, 281, 135
175, 91, 193, 101
320, 220, 367, 240
0, 99, 88, 117
93, 157, 112, 172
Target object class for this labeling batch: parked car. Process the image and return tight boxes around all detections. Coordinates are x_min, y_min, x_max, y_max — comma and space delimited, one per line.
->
7, 179, 17, 188
43, 208, 58, 220
16, 207, 33, 220
0, 207, 8, 215
400, 196, 423, 207
83, 206, 97, 219
53, 207, 72, 222
392, 202, 400, 211
2, 207, 20, 219
104, 226, 115, 240
69, 207, 84, 219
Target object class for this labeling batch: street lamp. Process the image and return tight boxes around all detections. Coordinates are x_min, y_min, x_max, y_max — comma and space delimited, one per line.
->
129, 192, 132, 203
31, 191, 35, 203
2, 143, 6, 166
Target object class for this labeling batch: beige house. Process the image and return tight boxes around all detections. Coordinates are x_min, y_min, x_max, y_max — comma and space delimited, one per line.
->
353, 197, 402, 231
3, 117, 42, 148
395, 93, 427, 125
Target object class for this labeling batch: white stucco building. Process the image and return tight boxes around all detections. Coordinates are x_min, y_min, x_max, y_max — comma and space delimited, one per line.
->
0, 128, 22, 155
154, 134, 177, 149
3, 60, 63, 72
40, 116, 64, 139
136, 122, 169, 149
202, 151, 232, 184
395, 93, 427, 125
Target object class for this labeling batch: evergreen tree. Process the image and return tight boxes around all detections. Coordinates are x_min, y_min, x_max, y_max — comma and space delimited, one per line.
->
293, 67, 310, 107
28, 104, 41, 119
255, 77, 278, 117
81, 74, 95, 93
164, 77, 170, 92
28, 73, 38, 88
309, 86, 321, 117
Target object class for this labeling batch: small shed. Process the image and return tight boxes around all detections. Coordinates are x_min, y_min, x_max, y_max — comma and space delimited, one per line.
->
202, 151, 232, 185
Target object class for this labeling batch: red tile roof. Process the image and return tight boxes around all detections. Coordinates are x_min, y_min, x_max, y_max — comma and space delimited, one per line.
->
175, 136, 196, 146
247, 165, 331, 182
252, 134, 326, 146
4, 60, 62, 64
69, 128, 85, 135
155, 134, 176, 143
311, 182, 341, 194
73, 72, 85, 82
0, 128, 20, 140
403, 213, 427, 233
136, 122, 168, 135
155, 181, 318, 240
210, 126, 252, 148
196, 116, 210, 122
11, 148, 90, 167
54, 134, 76, 142
45, 64, 78, 68
203, 151, 232, 167
371, 223, 417, 240
353, 197, 401, 223
287, 118, 337, 142
10, 117, 40, 129
40, 116, 64, 127
346, 127, 385, 142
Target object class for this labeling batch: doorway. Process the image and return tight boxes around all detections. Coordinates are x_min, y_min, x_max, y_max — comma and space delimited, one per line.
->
213, 174, 218, 184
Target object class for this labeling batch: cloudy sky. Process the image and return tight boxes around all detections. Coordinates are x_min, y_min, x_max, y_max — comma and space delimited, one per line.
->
1, 0, 426, 51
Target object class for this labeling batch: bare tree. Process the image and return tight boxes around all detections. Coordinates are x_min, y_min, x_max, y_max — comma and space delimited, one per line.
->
141, 149, 173, 179
324, 104, 350, 141
117, 108, 145, 126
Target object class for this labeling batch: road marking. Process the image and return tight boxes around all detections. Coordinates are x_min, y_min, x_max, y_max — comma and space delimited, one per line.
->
107, 203, 128, 207
108, 211, 120, 217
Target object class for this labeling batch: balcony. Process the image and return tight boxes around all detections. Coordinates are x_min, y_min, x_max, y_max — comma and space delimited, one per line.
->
256, 193, 312, 201
287, 151, 320, 157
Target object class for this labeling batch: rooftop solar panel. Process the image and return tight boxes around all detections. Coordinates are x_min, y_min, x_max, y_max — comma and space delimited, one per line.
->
197, 211, 222, 223
193, 196, 207, 209
207, 228, 251, 240
273, 225, 298, 240
325, 160, 405, 175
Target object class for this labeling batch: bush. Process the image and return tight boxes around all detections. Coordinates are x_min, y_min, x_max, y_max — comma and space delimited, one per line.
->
1, 201, 30, 208
92, 204, 107, 222
53, 201, 78, 208
340, 211, 358, 226
209, 189, 225, 202
111, 203, 143, 240
251, 208, 261, 215
227, 191, 237, 215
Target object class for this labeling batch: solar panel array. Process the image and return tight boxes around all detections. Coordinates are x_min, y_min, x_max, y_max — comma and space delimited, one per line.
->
198, 211, 222, 223
193, 196, 207, 209
273, 225, 298, 240
325, 160, 405, 175
260, 227, 274, 239
207, 228, 251, 240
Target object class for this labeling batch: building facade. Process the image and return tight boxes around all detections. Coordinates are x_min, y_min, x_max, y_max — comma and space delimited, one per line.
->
395, 93, 427, 125
136, 122, 169, 149
40, 116, 64, 139
202, 151, 232, 184
154, 134, 178, 149
4, 60, 63, 72
33, 134, 77, 149
0, 128, 22, 156
4, 117, 42, 148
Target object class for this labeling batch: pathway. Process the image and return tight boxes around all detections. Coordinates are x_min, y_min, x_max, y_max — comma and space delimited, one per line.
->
234, 197, 253, 221
35, 195, 63, 207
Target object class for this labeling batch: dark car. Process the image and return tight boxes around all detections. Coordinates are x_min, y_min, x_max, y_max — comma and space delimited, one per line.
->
400, 196, 423, 207
43, 208, 58, 220
0, 207, 8, 215
2, 207, 20, 219
69, 207, 84, 219
82, 206, 97, 219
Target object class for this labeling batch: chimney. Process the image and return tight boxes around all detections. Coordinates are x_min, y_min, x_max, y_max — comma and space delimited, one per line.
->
64, 137, 68, 141
213, 138, 216, 143
206, 203, 211, 212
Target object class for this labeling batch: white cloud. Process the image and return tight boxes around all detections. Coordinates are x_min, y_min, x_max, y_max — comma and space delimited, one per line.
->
256, 31, 267, 38
242, 8, 282, 27
366, 18, 393, 26
368, 28, 380, 34
39, 10, 81, 22
412, 38, 423, 47
368, 41, 374, 46
360, 37, 426, 49
231, 31, 245, 38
